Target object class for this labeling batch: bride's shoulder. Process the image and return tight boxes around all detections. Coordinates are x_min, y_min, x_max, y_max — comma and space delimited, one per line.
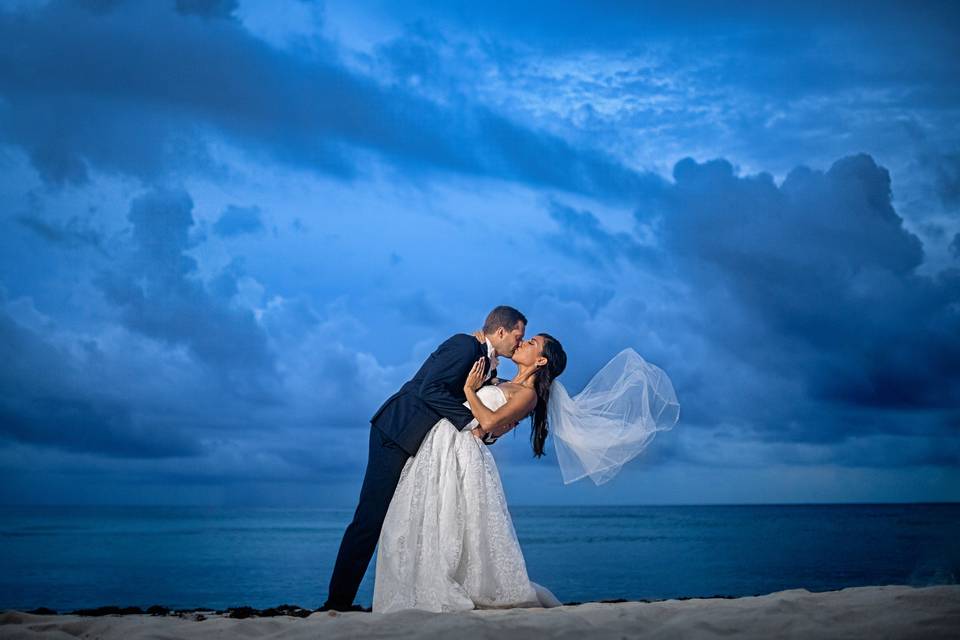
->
496, 382, 536, 403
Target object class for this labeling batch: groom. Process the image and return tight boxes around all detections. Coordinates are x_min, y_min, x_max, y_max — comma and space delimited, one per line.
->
321, 305, 528, 611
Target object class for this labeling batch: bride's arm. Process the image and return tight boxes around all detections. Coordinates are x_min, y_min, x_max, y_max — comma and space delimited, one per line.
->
463, 359, 536, 437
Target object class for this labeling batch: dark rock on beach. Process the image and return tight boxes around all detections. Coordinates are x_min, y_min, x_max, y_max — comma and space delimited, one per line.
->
224, 604, 315, 618
261, 604, 313, 618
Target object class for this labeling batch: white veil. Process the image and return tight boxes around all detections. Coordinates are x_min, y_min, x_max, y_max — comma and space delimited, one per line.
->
548, 348, 680, 486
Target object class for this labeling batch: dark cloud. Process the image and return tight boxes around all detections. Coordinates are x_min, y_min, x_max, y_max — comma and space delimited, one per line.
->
927, 151, 960, 208
663, 155, 960, 408
660, 154, 958, 412
15, 213, 106, 253
550, 153, 960, 447
94, 188, 278, 395
0, 394, 200, 459
0, 301, 202, 458
662, 154, 926, 277
0, 1, 653, 201
905, 122, 960, 210
213, 205, 265, 238
209, 256, 246, 299
474, 108, 662, 201
547, 200, 657, 269
0, 195, 402, 470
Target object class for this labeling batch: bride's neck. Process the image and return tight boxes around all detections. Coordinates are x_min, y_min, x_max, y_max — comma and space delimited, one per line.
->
511, 365, 539, 387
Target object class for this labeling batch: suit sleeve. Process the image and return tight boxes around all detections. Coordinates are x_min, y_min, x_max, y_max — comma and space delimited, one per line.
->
481, 432, 499, 446
418, 336, 479, 430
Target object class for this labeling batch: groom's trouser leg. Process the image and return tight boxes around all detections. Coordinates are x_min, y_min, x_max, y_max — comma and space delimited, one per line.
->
325, 425, 409, 608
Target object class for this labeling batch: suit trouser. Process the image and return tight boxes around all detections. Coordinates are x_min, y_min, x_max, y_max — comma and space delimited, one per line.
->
325, 425, 410, 608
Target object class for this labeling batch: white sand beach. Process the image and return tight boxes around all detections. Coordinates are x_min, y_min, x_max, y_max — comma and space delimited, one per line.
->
2, 585, 958, 639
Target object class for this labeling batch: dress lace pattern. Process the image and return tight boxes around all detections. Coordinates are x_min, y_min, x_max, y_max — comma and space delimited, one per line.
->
373, 385, 559, 613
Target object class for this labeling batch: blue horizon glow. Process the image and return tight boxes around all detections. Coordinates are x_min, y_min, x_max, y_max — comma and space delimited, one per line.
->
0, 0, 958, 507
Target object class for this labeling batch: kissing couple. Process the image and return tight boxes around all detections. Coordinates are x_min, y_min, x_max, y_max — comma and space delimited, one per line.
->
323, 305, 680, 613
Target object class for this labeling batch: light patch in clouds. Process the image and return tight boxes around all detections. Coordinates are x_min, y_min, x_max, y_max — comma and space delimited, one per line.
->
236, 0, 326, 51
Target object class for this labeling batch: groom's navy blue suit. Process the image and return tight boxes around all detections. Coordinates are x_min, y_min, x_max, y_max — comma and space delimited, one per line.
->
324, 333, 493, 609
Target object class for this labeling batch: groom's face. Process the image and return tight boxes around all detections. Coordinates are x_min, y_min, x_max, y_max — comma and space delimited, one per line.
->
496, 321, 525, 356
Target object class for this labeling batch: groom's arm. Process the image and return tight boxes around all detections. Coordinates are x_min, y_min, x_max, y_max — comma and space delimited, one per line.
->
418, 335, 477, 430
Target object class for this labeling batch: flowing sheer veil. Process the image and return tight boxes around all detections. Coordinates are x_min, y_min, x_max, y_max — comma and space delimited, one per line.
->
548, 348, 680, 486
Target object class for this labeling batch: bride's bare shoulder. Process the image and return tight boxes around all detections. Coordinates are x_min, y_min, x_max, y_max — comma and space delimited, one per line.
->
495, 382, 536, 404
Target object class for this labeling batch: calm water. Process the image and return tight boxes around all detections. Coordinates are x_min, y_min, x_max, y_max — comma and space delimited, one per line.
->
1, 504, 957, 611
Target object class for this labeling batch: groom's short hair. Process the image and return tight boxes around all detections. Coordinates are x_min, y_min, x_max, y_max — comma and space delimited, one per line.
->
483, 305, 527, 333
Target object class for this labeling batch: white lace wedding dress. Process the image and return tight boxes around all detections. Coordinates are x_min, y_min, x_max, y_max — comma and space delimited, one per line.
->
372, 384, 561, 613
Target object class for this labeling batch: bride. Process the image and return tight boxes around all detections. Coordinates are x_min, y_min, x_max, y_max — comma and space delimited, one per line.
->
372, 334, 680, 613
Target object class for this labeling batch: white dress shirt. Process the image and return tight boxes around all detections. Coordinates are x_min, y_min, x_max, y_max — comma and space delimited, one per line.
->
464, 338, 500, 433
484, 338, 499, 381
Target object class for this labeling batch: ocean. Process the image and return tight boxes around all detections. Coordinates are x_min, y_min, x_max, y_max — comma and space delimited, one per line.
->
1, 504, 957, 611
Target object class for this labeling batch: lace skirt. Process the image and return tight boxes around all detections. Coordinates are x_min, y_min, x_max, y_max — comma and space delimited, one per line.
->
372, 419, 549, 613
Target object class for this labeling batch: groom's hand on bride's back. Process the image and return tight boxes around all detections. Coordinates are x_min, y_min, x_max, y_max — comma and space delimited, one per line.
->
474, 429, 501, 445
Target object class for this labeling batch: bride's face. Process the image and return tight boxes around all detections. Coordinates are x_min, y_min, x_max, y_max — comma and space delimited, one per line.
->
511, 335, 547, 368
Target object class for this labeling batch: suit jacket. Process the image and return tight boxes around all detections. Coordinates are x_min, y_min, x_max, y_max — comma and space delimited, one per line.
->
371, 333, 492, 455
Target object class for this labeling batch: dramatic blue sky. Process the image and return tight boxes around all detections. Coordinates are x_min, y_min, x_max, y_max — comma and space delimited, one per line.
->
1, 0, 958, 506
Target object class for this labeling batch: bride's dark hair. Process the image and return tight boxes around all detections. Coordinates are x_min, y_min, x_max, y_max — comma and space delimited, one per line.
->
531, 333, 567, 458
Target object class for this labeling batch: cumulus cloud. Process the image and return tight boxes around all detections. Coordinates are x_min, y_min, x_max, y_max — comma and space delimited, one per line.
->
551, 153, 960, 459
94, 188, 278, 396
0, 184, 410, 477
662, 155, 957, 411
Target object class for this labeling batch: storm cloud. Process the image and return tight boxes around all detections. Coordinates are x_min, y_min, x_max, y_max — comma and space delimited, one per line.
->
550, 153, 960, 462
0, 0, 957, 505
0, 0, 656, 202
